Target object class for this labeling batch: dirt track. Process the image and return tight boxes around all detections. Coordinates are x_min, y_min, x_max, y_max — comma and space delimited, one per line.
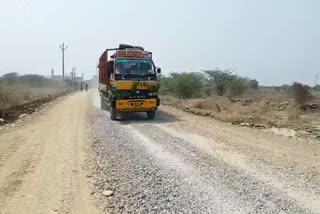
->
0, 92, 99, 214
0, 91, 320, 213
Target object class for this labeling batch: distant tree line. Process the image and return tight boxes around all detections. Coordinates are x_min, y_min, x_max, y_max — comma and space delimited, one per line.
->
0, 72, 52, 87
159, 69, 259, 98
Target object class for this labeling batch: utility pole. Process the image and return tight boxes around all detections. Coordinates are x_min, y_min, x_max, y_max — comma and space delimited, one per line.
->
59, 43, 68, 86
51, 67, 54, 79
96, 62, 98, 76
72, 66, 76, 81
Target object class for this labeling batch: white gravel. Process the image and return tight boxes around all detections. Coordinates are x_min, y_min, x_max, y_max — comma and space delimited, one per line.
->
87, 106, 317, 214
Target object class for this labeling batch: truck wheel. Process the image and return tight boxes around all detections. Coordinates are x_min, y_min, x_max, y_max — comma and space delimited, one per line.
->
110, 108, 117, 120
100, 93, 107, 110
147, 111, 155, 119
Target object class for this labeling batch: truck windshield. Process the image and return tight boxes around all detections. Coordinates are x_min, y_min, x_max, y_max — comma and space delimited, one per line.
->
115, 60, 156, 80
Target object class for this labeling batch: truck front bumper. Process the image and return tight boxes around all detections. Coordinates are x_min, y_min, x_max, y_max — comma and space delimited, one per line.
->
115, 98, 158, 112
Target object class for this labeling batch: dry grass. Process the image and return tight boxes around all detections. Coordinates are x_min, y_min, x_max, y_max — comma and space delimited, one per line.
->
162, 88, 320, 131
0, 86, 64, 110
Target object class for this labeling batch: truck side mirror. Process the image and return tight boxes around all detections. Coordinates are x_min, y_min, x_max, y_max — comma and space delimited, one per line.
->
157, 68, 161, 74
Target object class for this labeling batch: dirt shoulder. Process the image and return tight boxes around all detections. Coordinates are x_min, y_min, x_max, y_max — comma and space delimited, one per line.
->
160, 105, 320, 173
158, 105, 320, 212
0, 89, 69, 125
161, 94, 320, 140
0, 92, 99, 214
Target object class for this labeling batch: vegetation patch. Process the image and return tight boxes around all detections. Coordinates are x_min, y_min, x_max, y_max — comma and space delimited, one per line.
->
159, 70, 320, 140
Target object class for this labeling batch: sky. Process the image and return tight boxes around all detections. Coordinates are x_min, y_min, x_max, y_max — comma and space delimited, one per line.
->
0, 0, 319, 86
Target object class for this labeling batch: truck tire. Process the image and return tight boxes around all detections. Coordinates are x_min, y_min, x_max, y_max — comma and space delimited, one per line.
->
110, 108, 117, 120
147, 111, 155, 119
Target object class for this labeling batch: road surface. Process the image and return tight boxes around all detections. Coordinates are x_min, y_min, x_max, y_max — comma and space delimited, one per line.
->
0, 92, 99, 214
0, 91, 319, 213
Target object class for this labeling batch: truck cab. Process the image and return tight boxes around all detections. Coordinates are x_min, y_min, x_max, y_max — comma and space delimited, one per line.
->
98, 44, 161, 120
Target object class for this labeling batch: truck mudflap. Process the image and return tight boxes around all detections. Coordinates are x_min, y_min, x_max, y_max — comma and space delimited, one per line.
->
117, 107, 157, 113
116, 99, 157, 112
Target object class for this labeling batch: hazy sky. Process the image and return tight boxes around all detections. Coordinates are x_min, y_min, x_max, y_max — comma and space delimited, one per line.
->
0, 0, 319, 86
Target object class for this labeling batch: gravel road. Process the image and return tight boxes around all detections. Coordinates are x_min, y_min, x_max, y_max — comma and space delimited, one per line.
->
0, 91, 319, 214
89, 92, 320, 214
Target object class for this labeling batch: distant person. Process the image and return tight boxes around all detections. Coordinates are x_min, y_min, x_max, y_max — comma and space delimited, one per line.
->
80, 82, 83, 91
85, 83, 88, 92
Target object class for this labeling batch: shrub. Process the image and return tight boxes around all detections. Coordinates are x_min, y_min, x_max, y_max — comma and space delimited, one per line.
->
0, 84, 9, 107
19, 74, 51, 87
228, 76, 249, 96
202, 69, 250, 96
2, 72, 19, 85
159, 72, 204, 98
160, 69, 256, 98
291, 82, 311, 107
248, 79, 259, 90
170, 72, 204, 98
202, 69, 234, 95
158, 75, 173, 95
281, 84, 291, 90
203, 86, 214, 96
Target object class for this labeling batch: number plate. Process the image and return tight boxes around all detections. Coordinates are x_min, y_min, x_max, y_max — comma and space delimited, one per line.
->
129, 101, 145, 107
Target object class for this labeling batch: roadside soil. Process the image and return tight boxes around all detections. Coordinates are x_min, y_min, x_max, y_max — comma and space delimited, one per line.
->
161, 94, 320, 140
0, 92, 99, 214
0, 90, 69, 125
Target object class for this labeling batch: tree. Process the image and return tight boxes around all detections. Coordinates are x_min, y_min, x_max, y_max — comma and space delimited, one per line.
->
159, 72, 204, 98
19, 74, 49, 87
202, 69, 234, 95
2, 72, 19, 85
228, 76, 249, 96
248, 79, 259, 90
170, 72, 204, 98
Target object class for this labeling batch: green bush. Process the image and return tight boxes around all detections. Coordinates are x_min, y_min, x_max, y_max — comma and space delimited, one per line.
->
248, 79, 259, 90
202, 69, 250, 96
0, 84, 9, 106
159, 72, 204, 98
281, 84, 291, 90
202, 69, 234, 95
203, 86, 214, 96
159, 69, 256, 98
228, 76, 249, 96
2, 72, 19, 85
0, 73, 52, 88
19, 74, 51, 87
158, 75, 174, 95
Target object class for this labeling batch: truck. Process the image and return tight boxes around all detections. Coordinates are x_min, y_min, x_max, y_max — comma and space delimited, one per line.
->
98, 44, 161, 120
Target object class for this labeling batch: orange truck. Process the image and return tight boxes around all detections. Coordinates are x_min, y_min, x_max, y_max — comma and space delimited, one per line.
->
98, 44, 161, 120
